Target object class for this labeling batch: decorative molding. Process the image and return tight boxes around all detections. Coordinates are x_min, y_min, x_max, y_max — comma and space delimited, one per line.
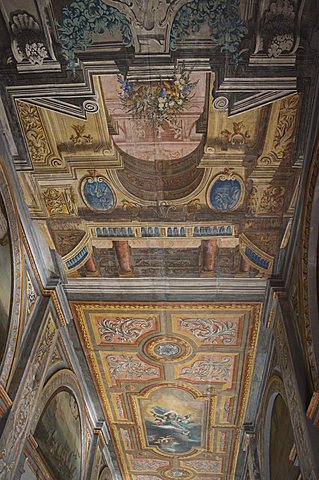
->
275, 313, 318, 479
0, 314, 57, 478
0, 160, 23, 388
306, 392, 319, 427
301, 137, 319, 389
30, 369, 87, 480
239, 234, 274, 274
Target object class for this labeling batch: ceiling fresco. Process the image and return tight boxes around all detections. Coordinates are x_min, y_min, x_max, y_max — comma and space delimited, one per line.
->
0, 0, 311, 477
15, 77, 300, 280
71, 301, 261, 480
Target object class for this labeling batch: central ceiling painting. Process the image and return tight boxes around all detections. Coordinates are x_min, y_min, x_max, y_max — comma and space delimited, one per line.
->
71, 302, 261, 479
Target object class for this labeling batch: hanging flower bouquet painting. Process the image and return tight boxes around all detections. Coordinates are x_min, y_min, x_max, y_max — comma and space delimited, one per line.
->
118, 66, 198, 129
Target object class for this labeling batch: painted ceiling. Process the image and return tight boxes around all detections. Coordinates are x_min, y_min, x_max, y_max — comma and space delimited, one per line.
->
71, 301, 261, 480
0, 0, 308, 478
16, 79, 299, 280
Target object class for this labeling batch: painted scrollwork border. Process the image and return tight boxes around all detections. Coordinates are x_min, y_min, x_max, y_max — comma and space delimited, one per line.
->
30, 368, 87, 480
0, 159, 23, 388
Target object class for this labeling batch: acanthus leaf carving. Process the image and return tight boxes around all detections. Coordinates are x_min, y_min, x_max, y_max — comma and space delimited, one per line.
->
258, 185, 285, 215
273, 94, 299, 161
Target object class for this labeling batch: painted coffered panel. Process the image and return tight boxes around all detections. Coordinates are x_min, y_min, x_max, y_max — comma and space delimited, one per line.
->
71, 302, 261, 480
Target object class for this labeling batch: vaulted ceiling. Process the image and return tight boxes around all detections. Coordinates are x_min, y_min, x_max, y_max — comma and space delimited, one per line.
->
0, 0, 317, 478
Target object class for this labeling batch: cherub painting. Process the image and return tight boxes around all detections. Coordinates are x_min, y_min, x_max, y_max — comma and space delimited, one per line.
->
142, 388, 203, 454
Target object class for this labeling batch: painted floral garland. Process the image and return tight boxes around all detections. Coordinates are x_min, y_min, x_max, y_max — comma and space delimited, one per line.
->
118, 66, 198, 128
170, 0, 248, 63
57, 0, 133, 70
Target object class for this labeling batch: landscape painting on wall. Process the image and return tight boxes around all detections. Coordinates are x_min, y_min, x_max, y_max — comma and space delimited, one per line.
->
34, 390, 81, 480
0, 193, 12, 362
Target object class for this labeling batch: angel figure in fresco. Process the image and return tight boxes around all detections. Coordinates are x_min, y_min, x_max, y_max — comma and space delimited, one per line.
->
151, 407, 193, 436
152, 435, 180, 449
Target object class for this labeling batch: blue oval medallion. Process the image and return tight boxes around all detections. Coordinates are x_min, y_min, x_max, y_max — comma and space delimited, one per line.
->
82, 176, 115, 211
209, 177, 242, 211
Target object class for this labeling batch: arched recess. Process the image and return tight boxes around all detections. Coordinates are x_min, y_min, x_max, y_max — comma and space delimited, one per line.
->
99, 465, 112, 480
29, 369, 87, 480
0, 160, 23, 387
262, 375, 301, 480
302, 136, 319, 389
